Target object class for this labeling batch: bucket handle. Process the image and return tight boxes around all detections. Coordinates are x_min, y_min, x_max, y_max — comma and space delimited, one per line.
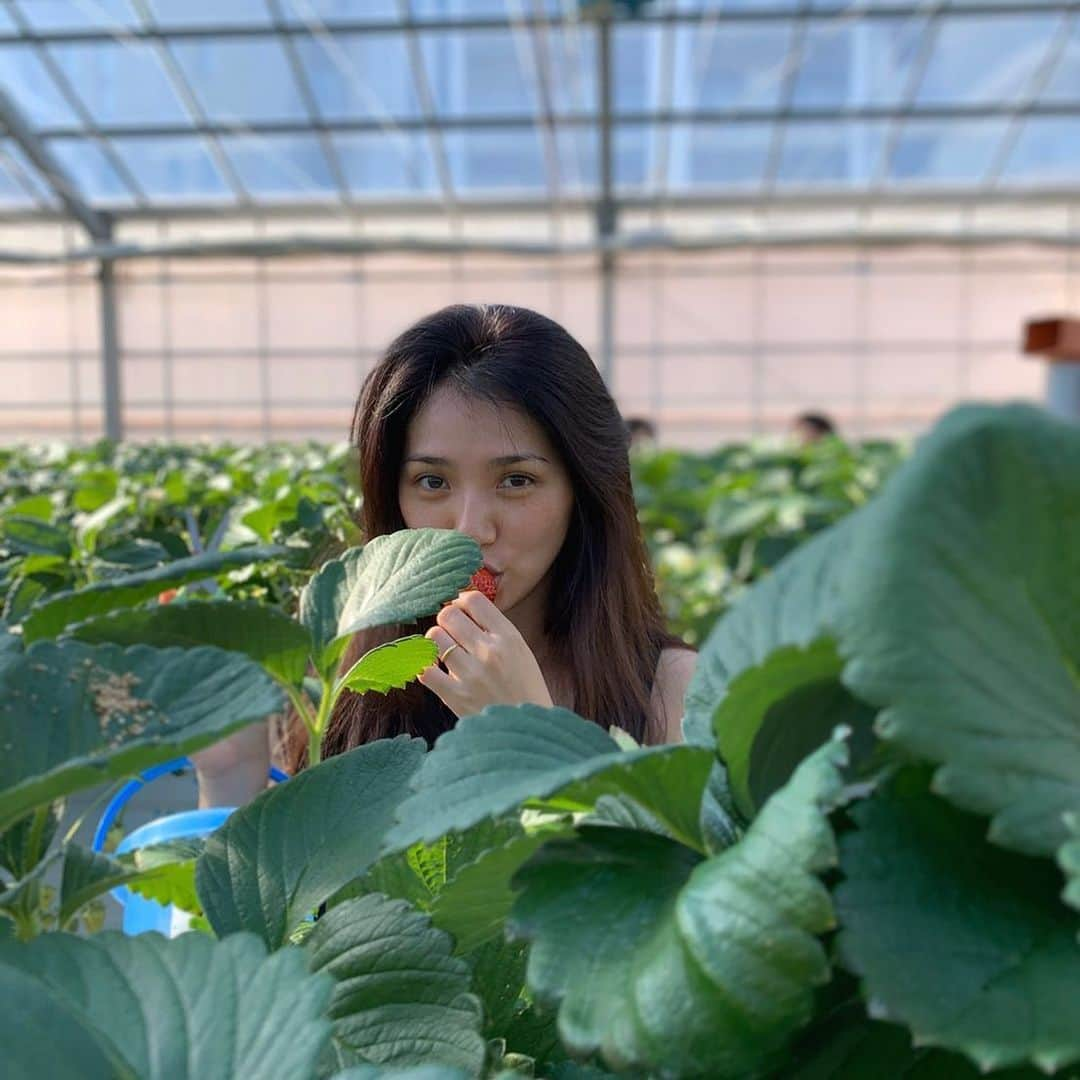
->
92, 758, 288, 853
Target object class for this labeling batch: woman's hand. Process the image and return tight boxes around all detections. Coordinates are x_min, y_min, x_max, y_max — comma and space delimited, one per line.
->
418, 590, 554, 718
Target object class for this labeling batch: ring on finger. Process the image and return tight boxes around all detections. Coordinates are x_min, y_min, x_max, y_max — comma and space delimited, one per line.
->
439, 642, 461, 663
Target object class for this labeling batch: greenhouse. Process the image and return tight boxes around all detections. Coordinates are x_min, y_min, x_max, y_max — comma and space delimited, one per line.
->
1, 3, 1079, 1079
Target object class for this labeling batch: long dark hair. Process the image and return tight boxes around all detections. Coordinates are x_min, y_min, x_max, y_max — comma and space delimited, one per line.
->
287, 304, 687, 770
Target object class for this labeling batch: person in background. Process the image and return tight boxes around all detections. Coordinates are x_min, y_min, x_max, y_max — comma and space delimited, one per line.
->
625, 416, 658, 451
195, 304, 697, 808
791, 411, 838, 446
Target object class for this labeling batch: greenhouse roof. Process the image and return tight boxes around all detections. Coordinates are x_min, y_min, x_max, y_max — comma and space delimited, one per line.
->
0, 0, 1078, 240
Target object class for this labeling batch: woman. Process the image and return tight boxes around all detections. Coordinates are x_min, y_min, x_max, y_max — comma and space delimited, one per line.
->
197, 304, 695, 808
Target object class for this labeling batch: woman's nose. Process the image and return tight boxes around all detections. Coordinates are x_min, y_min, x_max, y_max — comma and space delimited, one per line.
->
454, 496, 497, 547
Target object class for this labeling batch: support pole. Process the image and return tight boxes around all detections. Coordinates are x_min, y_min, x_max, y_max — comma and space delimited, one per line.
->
1023, 317, 1080, 423
98, 220, 123, 442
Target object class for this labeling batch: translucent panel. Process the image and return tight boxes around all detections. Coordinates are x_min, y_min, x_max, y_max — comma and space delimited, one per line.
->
19, 0, 135, 31
1040, 21, 1080, 103
916, 14, 1064, 106
147, 0, 273, 26
47, 138, 136, 203
0, 151, 37, 207
888, 119, 1008, 185
111, 136, 233, 199
791, 19, 929, 109
296, 33, 421, 120
545, 24, 597, 114
0, 8, 14, 32
280, 0, 399, 18
47, 42, 189, 126
555, 126, 598, 194
614, 124, 650, 191
422, 30, 537, 117
669, 122, 772, 189
219, 134, 337, 197
614, 24, 665, 113
334, 131, 438, 193
677, 0, 799, 9
998, 117, 1080, 185
443, 129, 547, 192
0, 140, 55, 203
776, 122, 889, 187
170, 38, 309, 122
0, 45, 79, 127
672, 22, 793, 111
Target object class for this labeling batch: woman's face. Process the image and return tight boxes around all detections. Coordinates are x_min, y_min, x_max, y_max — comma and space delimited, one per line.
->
398, 384, 575, 623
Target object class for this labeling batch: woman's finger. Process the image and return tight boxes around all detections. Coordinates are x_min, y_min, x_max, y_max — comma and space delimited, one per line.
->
435, 604, 487, 652
450, 589, 502, 632
425, 625, 465, 669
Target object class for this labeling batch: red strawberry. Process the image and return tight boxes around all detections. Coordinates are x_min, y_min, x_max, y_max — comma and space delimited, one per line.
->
466, 568, 498, 602
158, 588, 179, 605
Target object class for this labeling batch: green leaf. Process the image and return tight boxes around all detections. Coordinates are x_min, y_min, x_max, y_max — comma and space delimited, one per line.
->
3, 574, 58, 624
339, 636, 439, 695
2, 516, 71, 557
0, 962, 133, 1079
0, 801, 62, 879
0, 931, 333, 1079
307, 893, 486, 1073
683, 512, 861, 747
58, 843, 148, 928
837, 404, 1080, 857
197, 736, 426, 948
834, 768, 1080, 1074
121, 838, 204, 914
1061, 812, 1080, 921
330, 1067, 472, 1080
383, 705, 715, 855
69, 598, 313, 688
299, 529, 480, 674
507, 733, 849, 1078
22, 544, 288, 643
0, 640, 284, 833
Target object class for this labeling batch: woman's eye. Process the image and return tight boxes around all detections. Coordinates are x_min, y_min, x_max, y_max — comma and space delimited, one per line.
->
417, 475, 446, 491
500, 474, 535, 489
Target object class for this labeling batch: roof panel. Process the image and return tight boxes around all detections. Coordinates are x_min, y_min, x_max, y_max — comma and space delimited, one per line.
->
47, 136, 137, 203
0, 43, 81, 127
888, 118, 1010, 186
668, 121, 772, 190
334, 130, 438, 194
18, 0, 137, 32
422, 29, 538, 117
146, 0, 273, 27
999, 116, 1080, 185
110, 135, 234, 200
218, 132, 337, 197
443, 127, 547, 193
1039, 19, 1080, 104
777, 120, 889, 187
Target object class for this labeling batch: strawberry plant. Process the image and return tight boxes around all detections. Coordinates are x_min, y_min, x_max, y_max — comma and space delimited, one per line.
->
0, 404, 1075, 1080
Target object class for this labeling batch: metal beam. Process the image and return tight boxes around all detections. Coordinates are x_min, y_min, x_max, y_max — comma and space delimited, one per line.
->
0, 3, 1071, 46
98, 223, 123, 441
0, 85, 110, 239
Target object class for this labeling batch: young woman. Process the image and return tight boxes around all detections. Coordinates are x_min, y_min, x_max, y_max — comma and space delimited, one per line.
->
196, 304, 696, 807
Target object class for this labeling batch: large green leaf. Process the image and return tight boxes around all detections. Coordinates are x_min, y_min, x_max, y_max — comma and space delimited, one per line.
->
0, 931, 333, 1079
307, 893, 486, 1073
1062, 812, 1080, 920
197, 736, 426, 947
0, 962, 131, 1080
299, 529, 480, 674
683, 512, 862, 747
2, 515, 71, 557
0, 801, 62, 879
21, 544, 288, 643
0, 640, 283, 832
837, 405, 1080, 857
507, 733, 849, 1078
69, 598, 312, 687
835, 768, 1080, 1073
383, 705, 714, 855
331, 1068, 472, 1080
339, 636, 440, 694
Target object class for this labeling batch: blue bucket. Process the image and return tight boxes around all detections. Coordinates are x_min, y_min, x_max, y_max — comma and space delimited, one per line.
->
93, 756, 287, 936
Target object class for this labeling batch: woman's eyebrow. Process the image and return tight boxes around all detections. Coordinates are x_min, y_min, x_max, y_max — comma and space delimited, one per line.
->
403, 453, 550, 466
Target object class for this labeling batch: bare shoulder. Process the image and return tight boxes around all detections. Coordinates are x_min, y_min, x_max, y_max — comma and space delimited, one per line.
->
650, 646, 698, 745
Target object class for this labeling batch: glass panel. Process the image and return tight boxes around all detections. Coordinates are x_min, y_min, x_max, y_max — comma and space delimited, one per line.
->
110, 136, 232, 199
887, 119, 1009, 185
422, 30, 537, 117
334, 131, 438, 194
1040, 21, 1080, 104
776, 121, 888, 187
614, 24, 665, 113
19, 0, 136, 32
298, 33, 421, 120
0, 8, 14, 32
147, 0, 272, 26
280, 0, 399, 18
170, 38, 309, 123
47, 137, 135, 203
545, 24, 596, 115
411, 0, 516, 16
218, 133, 337, 197
47, 42, 189, 126
668, 122, 772, 189
672, 22, 793, 112
916, 14, 1064, 106
0, 159, 34, 206
614, 123, 650, 191
998, 117, 1080, 185
555, 125, 598, 194
791, 18, 929, 109
0, 140, 55, 203
0, 45, 80, 127
444, 128, 547, 192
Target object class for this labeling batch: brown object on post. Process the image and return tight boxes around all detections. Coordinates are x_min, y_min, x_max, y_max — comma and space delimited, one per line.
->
1022, 317, 1080, 362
